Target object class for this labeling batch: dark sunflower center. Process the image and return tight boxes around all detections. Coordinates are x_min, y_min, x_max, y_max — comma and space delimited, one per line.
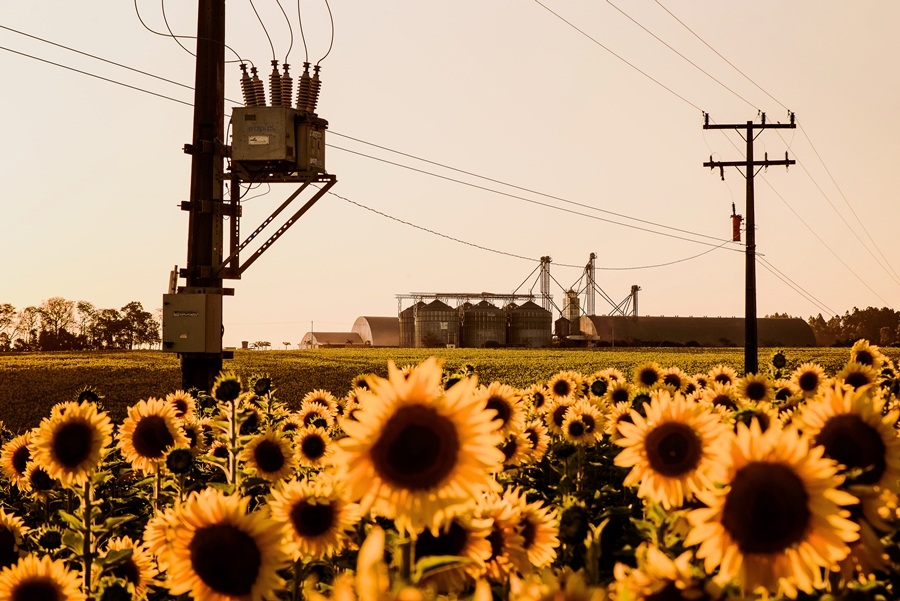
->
241, 412, 260, 434
53, 420, 93, 468
646, 581, 710, 601
253, 440, 286, 474
611, 389, 630, 403
552, 406, 569, 428
301, 435, 326, 460
745, 382, 767, 402
485, 397, 511, 427
281, 422, 298, 432
663, 374, 682, 389
289, 499, 335, 537
735, 413, 770, 433
10, 578, 60, 601
714, 374, 732, 385
582, 415, 596, 433
567, 421, 585, 438
775, 387, 792, 401
553, 380, 572, 397
797, 371, 819, 392
0, 528, 19, 569
11, 446, 30, 475
370, 405, 460, 491
617, 413, 634, 427
639, 369, 659, 387
722, 461, 810, 554
814, 414, 886, 485
184, 428, 199, 449
303, 411, 325, 427
189, 524, 261, 596
213, 380, 242, 403
487, 527, 504, 560
644, 422, 702, 477
30, 468, 54, 492
855, 350, 874, 366
500, 439, 518, 461
415, 521, 468, 558
311, 399, 329, 409
532, 392, 545, 410
525, 428, 539, 449
844, 370, 871, 390
591, 380, 608, 397
212, 446, 229, 459
521, 519, 536, 548
132, 415, 175, 459
108, 557, 140, 585
712, 395, 737, 411
684, 383, 697, 395
173, 400, 188, 417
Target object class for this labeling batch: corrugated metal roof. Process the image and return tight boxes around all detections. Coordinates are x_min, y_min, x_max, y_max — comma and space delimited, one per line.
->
303, 332, 365, 345
579, 316, 816, 347
352, 316, 400, 347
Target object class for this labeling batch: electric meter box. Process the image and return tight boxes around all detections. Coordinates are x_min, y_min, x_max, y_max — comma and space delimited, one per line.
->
231, 107, 327, 179
162, 294, 222, 354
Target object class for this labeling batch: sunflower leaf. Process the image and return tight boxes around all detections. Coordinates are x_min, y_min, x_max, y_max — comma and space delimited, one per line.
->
102, 515, 135, 530
96, 548, 133, 569
61, 529, 84, 554
412, 555, 476, 583
58, 511, 84, 531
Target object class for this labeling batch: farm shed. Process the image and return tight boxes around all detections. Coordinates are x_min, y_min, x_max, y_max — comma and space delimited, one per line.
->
352, 316, 400, 347
300, 332, 365, 349
578, 315, 817, 347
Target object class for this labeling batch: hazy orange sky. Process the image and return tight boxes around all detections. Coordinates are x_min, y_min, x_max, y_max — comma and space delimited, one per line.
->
2, 1, 898, 346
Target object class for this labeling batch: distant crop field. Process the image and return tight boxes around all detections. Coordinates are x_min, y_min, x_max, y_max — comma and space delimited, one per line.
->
0, 346, 892, 433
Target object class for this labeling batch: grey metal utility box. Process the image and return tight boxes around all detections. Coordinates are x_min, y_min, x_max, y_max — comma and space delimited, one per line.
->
232, 106, 298, 163
296, 117, 327, 173
162, 294, 222, 353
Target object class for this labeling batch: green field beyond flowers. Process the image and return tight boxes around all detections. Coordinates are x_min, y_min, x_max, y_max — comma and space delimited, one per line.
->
1, 347, 893, 434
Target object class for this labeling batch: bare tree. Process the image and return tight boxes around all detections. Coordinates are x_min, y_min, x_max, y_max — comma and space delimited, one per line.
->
39, 297, 75, 337
14, 306, 41, 346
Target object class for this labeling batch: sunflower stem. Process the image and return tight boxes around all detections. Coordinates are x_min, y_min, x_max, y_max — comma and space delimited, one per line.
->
82, 480, 92, 594
154, 469, 161, 510
292, 557, 303, 601
229, 400, 238, 486
399, 530, 414, 585
576, 446, 585, 493
178, 472, 186, 503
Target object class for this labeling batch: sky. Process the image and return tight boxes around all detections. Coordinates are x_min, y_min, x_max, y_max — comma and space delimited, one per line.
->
2, 1, 898, 347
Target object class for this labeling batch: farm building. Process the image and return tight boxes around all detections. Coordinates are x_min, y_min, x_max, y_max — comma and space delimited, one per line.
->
352, 316, 400, 347
300, 332, 365, 349
578, 315, 816, 347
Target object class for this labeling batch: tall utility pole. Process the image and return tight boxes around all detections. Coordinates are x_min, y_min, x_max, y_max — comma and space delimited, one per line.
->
703, 112, 795, 375
182, 0, 226, 391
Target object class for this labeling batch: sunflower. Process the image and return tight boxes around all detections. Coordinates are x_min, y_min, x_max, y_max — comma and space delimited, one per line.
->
301, 389, 340, 416
850, 339, 887, 372
22, 464, 56, 499
521, 420, 550, 462
547, 371, 582, 402
499, 433, 533, 467
612, 542, 706, 601
164, 488, 289, 601
476, 382, 526, 438
211, 370, 243, 403
341, 397, 363, 423
334, 357, 503, 533
180, 417, 210, 455
0, 554, 85, 601
604, 402, 634, 441
633, 362, 663, 388
660, 367, 689, 393
736, 372, 775, 404
240, 430, 297, 481
544, 398, 576, 436
561, 401, 603, 446
0, 510, 27, 571
165, 390, 197, 420
604, 381, 633, 407
0, 433, 32, 488
523, 384, 550, 414
352, 373, 373, 391
297, 401, 335, 430
836, 362, 880, 391
789, 362, 826, 399
95, 536, 157, 599
798, 383, 900, 492
699, 382, 741, 413
278, 413, 304, 437
615, 391, 730, 509
730, 403, 780, 434
117, 397, 189, 475
30, 400, 113, 488
693, 373, 710, 389
478, 492, 529, 583
505, 488, 558, 569
142, 506, 179, 572
269, 476, 362, 561
414, 506, 493, 594
295, 426, 334, 469
237, 401, 263, 436
708, 364, 738, 386
685, 421, 859, 598
585, 372, 610, 400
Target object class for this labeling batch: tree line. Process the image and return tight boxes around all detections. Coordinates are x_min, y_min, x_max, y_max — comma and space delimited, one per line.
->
766, 306, 900, 347
0, 297, 160, 351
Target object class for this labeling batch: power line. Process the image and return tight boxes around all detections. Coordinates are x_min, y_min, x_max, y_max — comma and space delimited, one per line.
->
318, 0, 335, 65
531, 0, 703, 112
603, 0, 758, 111
274, 0, 294, 64
297, 0, 309, 63
329, 131, 733, 244
161, 0, 195, 58
248, 0, 276, 61
328, 143, 741, 251
756, 255, 834, 318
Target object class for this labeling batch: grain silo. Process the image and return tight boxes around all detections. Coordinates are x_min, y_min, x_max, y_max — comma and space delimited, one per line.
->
461, 300, 507, 348
508, 300, 552, 347
400, 302, 424, 348
415, 300, 459, 347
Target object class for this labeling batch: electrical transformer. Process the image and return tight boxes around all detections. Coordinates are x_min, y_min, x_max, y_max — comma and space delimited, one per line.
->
230, 106, 327, 181
162, 294, 222, 353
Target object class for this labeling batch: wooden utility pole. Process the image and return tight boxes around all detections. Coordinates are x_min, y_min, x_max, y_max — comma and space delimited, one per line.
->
703, 112, 795, 375
181, 0, 226, 391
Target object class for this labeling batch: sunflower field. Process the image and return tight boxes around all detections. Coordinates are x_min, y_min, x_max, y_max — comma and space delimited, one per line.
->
1, 342, 900, 601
